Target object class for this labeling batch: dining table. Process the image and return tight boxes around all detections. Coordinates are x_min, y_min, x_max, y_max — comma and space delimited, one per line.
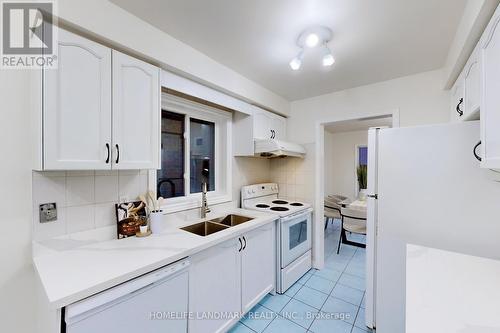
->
338, 198, 367, 211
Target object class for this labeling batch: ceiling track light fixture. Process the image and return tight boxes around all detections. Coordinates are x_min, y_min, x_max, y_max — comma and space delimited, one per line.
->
290, 26, 335, 70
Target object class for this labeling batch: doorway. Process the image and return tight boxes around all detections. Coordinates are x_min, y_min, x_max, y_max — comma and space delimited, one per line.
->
313, 110, 399, 330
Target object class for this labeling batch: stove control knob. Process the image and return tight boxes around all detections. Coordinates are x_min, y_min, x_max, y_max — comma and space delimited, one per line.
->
252, 189, 256, 194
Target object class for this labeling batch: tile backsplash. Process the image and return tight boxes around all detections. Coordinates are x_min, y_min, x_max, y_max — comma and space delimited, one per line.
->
270, 143, 315, 203
32, 170, 148, 240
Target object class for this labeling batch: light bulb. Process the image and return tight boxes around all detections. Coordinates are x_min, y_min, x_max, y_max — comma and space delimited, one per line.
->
305, 33, 319, 48
322, 47, 335, 66
289, 57, 302, 70
289, 50, 303, 70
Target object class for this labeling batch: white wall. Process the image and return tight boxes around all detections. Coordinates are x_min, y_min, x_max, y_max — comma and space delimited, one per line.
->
0, 71, 36, 333
324, 130, 368, 200
57, 0, 289, 115
288, 69, 450, 144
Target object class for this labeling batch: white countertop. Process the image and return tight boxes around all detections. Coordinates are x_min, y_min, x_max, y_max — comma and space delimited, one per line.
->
406, 244, 500, 333
33, 208, 277, 309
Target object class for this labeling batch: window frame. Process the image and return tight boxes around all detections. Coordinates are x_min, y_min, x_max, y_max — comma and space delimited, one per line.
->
354, 144, 368, 197
149, 93, 232, 213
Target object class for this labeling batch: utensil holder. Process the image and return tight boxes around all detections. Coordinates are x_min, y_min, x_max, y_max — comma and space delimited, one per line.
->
149, 211, 164, 234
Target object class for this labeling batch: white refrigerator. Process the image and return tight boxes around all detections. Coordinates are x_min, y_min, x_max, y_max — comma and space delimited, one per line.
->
368, 121, 500, 332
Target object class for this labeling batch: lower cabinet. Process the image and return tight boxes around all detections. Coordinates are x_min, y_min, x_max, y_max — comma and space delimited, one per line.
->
188, 223, 275, 333
241, 223, 275, 313
189, 238, 241, 333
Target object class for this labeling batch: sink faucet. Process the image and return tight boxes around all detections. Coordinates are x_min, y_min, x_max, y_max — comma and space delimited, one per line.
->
201, 182, 211, 218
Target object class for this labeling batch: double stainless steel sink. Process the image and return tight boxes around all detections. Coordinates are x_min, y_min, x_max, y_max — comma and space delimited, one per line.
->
181, 214, 253, 236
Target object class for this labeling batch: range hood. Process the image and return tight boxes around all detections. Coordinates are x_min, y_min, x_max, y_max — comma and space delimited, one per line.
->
254, 139, 306, 158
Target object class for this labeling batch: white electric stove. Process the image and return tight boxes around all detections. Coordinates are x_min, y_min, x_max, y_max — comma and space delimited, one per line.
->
241, 183, 313, 294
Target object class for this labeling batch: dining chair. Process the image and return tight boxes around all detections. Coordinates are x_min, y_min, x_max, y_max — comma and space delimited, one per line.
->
337, 206, 367, 254
324, 195, 347, 229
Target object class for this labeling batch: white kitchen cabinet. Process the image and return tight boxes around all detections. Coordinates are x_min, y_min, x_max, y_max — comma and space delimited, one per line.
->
463, 45, 480, 120
272, 115, 286, 141
34, 28, 160, 170
188, 223, 275, 333
241, 223, 275, 313
450, 74, 465, 122
233, 107, 287, 156
189, 238, 241, 333
253, 109, 286, 140
480, 5, 500, 169
450, 43, 480, 123
112, 51, 160, 170
42, 29, 112, 170
253, 110, 273, 140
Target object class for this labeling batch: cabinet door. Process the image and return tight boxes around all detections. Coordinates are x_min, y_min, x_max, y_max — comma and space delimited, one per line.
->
43, 29, 112, 170
450, 75, 465, 122
189, 238, 241, 333
273, 115, 286, 140
480, 7, 500, 169
112, 51, 160, 169
253, 111, 273, 140
241, 224, 275, 313
464, 45, 480, 119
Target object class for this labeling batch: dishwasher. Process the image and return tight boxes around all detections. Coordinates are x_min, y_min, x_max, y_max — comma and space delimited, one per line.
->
64, 259, 190, 333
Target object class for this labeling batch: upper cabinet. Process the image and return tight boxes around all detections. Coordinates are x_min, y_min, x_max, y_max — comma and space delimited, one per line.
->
112, 51, 160, 170
233, 107, 287, 156
450, 73, 465, 122
480, 5, 500, 169
35, 28, 160, 170
464, 45, 481, 117
43, 29, 112, 170
451, 45, 480, 122
253, 109, 286, 140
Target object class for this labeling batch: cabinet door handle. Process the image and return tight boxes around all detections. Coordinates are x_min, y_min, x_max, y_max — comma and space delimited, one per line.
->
473, 141, 482, 162
238, 237, 242, 252
456, 98, 464, 117
115, 144, 120, 164
105, 143, 110, 164
242, 236, 247, 250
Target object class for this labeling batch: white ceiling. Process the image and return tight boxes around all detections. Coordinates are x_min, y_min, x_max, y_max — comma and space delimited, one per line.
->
325, 116, 393, 134
111, 0, 466, 101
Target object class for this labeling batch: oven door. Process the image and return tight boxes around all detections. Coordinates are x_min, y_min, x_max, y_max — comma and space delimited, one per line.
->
280, 209, 312, 268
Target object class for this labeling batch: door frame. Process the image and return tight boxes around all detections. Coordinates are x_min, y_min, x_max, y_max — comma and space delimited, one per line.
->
312, 108, 399, 267
313, 108, 399, 326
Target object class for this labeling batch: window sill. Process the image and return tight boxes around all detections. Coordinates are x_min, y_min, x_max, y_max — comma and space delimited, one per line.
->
159, 194, 232, 214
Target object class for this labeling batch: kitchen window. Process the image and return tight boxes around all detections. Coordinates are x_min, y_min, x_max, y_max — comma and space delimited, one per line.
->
151, 93, 232, 213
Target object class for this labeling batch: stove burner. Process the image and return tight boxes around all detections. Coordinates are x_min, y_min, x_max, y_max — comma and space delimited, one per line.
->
290, 202, 304, 206
270, 206, 289, 212
272, 200, 289, 205
256, 204, 270, 208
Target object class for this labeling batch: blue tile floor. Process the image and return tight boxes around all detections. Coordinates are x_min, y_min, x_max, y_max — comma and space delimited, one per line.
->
230, 219, 374, 333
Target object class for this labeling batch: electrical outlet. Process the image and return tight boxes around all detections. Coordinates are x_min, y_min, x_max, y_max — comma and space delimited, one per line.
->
39, 203, 57, 223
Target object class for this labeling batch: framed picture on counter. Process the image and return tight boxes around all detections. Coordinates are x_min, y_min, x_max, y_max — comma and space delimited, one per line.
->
115, 201, 147, 239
